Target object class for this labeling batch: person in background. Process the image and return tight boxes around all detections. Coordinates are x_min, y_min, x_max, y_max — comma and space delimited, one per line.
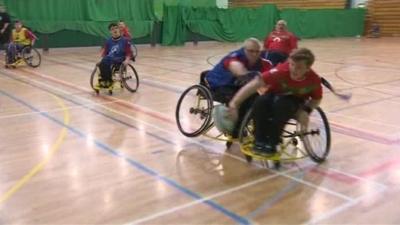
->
263, 19, 298, 66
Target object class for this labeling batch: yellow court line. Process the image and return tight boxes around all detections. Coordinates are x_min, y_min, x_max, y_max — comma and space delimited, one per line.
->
0, 94, 70, 204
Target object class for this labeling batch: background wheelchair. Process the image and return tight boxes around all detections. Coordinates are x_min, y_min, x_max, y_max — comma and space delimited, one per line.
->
175, 72, 331, 169
90, 62, 139, 95
5, 45, 41, 68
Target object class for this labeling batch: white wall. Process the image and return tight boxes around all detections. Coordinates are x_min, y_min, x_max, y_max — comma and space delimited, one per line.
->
352, 0, 368, 8
216, 0, 228, 8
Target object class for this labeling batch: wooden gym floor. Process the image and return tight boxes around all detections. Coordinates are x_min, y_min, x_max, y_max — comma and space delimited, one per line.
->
0, 37, 400, 224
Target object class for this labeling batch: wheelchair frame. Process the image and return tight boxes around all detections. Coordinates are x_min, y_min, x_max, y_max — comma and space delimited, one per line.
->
175, 83, 331, 168
90, 62, 139, 95
5, 45, 41, 68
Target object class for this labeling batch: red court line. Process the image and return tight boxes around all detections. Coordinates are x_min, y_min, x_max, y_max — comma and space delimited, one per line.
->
14, 67, 400, 185
18, 67, 176, 125
358, 157, 400, 178
309, 167, 359, 183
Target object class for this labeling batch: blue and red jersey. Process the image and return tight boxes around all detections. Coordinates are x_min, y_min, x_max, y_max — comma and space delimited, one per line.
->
206, 48, 272, 89
102, 36, 132, 64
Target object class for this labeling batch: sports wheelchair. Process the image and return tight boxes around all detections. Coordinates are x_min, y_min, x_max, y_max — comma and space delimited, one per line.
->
90, 62, 139, 95
175, 72, 331, 168
5, 45, 41, 68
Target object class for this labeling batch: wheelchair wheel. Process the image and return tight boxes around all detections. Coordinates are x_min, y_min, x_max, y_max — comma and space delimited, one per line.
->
90, 65, 100, 92
300, 107, 331, 163
22, 46, 41, 68
239, 109, 255, 162
120, 64, 139, 92
176, 85, 213, 137
131, 43, 138, 59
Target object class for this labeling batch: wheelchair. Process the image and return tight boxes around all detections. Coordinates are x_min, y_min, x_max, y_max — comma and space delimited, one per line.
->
175, 71, 331, 169
5, 45, 41, 68
238, 107, 330, 168
90, 62, 139, 95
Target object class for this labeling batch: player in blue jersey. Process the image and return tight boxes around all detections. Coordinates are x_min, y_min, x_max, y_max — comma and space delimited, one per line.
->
96, 23, 132, 89
203, 38, 273, 137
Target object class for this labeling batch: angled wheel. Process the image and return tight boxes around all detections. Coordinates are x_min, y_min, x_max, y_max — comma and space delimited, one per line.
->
120, 64, 139, 92
90, 64, 101, 92
176, 85, 213, 137
131, 43, 138, 59
22, 46, 41, 68
300, 107, 331, 163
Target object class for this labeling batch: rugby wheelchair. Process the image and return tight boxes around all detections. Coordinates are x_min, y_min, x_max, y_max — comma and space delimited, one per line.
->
90, 62, 139, 95
175, 71, 331, 168
5, 45, 41, 68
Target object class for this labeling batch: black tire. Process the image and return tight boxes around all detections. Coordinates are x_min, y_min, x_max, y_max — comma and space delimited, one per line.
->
22, 46, 41, 68
175, 85, 213, 137
120, 64, 139, 92
301, 107, 331, 163
239, 109, 256, 162
238, 109, 254, 147
90, 65, 100, 91
131, 43, 138, 59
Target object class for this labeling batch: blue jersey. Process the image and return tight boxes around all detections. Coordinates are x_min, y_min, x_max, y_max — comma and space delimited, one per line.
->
102, 36, 131, 64
206, 48, 271, 89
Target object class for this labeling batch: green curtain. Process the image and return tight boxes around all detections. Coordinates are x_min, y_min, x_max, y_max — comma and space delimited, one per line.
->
280, 8, 366, 38
3, 0, 157, 38
154, 0, 216, 20
162, 4, 278, 45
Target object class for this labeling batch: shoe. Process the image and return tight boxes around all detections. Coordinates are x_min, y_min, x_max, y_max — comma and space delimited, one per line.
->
253, 141, 276, 156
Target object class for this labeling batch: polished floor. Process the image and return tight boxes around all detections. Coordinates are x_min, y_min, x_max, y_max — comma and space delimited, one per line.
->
0, 37, 400, 224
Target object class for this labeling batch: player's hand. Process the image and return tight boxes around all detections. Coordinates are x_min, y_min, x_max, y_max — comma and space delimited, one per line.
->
122, 59, 129, 66
227, 104, 239, 122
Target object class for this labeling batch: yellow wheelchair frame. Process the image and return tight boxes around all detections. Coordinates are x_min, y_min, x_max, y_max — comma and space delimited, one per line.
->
90, 63, 139, 95
175, 84, 331, 168
5, 45, 41, 68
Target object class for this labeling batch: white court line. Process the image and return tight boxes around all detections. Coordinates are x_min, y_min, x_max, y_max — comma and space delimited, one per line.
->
6, 69, 359, 195
125, 164, 309, 225
306, 184, 387, 225
6, 69, 386, 223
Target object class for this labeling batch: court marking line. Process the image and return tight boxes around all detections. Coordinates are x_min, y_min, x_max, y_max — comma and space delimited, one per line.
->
3, 65, 390, 223
2, 69, 362, 196
126, 163, 311, 225
44, 56, 400, 142
4, 67, 388, 190
1, 69, 363, 221
28, 58, 400, 146
0, 98, 121, 120
0, 91, 70, 205
306, 184, 387, 225
0, 88, 252, 225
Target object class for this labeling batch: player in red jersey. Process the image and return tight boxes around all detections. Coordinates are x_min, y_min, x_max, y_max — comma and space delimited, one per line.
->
263, 20, 298, 66
229, 48, 322, 155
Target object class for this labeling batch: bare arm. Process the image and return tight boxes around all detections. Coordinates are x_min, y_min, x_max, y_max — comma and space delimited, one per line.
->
229, 75, 265, 109
228, 61, 250, 77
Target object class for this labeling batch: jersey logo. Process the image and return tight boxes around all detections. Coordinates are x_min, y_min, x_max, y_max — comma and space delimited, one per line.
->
269, 68, 278, 74
108, 45, 120, 56
273, 37, 281, 42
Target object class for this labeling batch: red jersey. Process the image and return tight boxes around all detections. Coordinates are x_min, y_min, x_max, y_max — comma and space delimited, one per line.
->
264, 30, 297, 55
121, 27, 132, 40
261, 62, 322, 100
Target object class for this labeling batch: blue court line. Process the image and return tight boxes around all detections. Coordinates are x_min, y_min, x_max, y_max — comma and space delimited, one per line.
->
246, 169, 305, 219
0, 78, 250, 224
0, 70, 173, 145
